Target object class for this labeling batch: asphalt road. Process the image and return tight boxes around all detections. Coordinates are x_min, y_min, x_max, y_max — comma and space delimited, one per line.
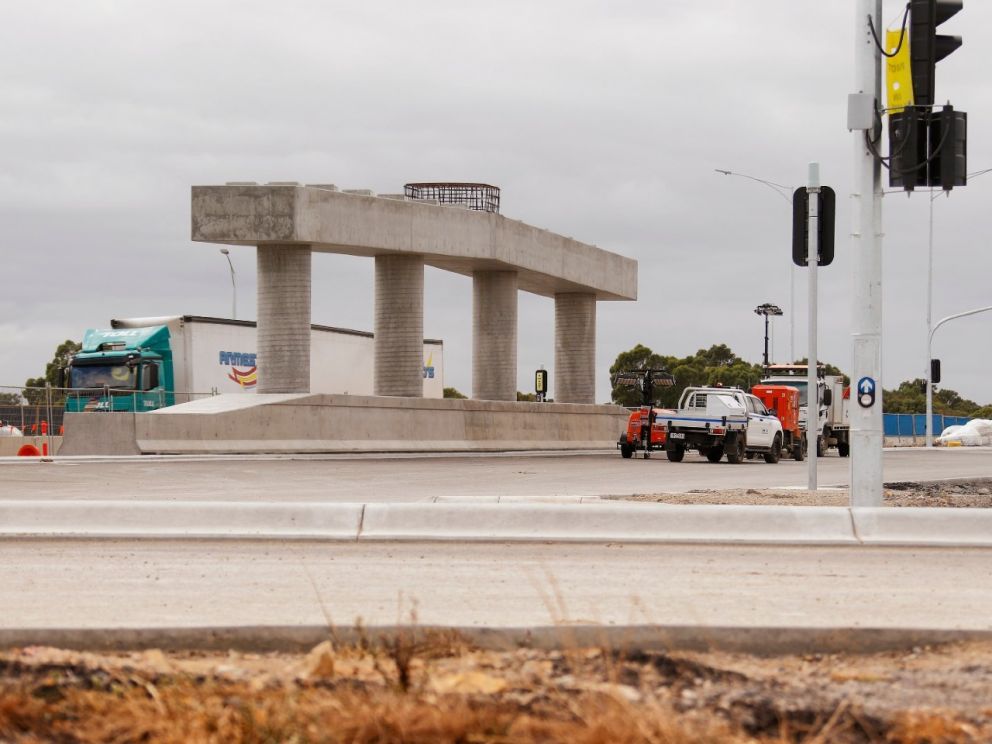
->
1, 447, 990, 502
2, 540, 990, 634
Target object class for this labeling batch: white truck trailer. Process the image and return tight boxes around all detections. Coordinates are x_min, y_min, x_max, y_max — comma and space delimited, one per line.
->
65, 315, 443, 412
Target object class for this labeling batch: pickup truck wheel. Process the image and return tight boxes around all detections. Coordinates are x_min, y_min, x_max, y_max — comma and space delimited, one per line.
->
763, 434, 782, 464
704, 447, 723, 463
666, 445, 685, 463
620, 443, 634, 459
725, 435, 745, 464
837, 441, 850, 457
794, 434, 807, 461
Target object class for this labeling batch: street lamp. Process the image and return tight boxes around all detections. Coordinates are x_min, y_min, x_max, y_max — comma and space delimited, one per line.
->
924, 168, 992, 439
715, 169, 796, 361
926, 305, 992, 447
754, 303, 783, 369
220, 248, 237, 320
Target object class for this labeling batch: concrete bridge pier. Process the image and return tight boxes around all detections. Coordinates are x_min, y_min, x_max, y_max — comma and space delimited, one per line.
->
554, 293, 596, 404
472, 270, 518, 401
374, 254, 425, 397
257, 244, 312, 393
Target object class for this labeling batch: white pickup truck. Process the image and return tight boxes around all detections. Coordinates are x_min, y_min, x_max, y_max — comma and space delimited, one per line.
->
659, 386, 784, 464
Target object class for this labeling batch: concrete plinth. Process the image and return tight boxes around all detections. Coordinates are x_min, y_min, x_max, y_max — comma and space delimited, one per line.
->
374, 255, 424, 397
555, 293, 596, 404
257, 245, 312, 393
58, 395, 628, 455
472, 271, 518, 401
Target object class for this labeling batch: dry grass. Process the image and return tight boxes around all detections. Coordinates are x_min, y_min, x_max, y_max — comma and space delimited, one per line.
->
0, 640, 986, 744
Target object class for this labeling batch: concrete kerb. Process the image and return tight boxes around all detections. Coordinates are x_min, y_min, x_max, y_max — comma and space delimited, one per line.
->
4, 500, 992, 546
2, 624, 991, 656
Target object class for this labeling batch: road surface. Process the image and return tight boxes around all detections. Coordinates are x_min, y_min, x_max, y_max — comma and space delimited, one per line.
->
1, 448, 989, 502
2, 540, 990, 636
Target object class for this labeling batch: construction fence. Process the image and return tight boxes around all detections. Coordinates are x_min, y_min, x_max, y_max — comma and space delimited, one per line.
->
882, 413, 971, 444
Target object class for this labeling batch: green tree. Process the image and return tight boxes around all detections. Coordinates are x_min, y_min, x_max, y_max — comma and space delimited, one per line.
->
883, 378, 984, 416
23, 339, 81, 405
791, 358, 849, 384
0, 392, 22, 405
608, 344, 667, 407
443, 387, 467, 399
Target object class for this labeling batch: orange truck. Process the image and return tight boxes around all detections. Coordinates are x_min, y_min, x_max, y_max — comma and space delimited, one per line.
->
750, 384, 806, 461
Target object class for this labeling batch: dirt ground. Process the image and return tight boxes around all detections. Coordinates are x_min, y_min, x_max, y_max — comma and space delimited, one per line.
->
1, 637, 990, 743
606, 478, 992, 507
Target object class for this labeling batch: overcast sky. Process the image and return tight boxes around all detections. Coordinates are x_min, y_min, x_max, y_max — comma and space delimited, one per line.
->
1, 1, 989, 405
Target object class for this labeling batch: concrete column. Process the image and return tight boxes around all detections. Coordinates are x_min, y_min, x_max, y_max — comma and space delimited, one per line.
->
472, 270, 518, 401
374, 254, 425, 397
554, 292, 596, 404
256, 244, 312, 394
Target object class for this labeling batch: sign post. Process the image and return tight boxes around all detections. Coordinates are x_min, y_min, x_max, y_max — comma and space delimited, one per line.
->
806, 164, 820, 492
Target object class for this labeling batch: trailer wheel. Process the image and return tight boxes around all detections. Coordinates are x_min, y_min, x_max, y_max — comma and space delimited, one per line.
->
704, 447, 723, 463
666, 445, 685, 463
837, 441, 850, 457
763, 434, 782, 464
794, 434, 807, 461
725, 435, 745, 464
620, 443, 634, 459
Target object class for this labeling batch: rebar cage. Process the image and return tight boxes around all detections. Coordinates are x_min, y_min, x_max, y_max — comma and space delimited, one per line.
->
403, 182, 500, 214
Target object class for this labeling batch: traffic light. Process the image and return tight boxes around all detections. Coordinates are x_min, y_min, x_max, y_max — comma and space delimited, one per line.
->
888, 108, 928, 191
931, 358, 941, 384
910, 0, 963, 108
928, 104, 967, 189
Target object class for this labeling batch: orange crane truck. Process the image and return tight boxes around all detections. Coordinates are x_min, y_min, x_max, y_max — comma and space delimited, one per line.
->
751, 384, 806, 461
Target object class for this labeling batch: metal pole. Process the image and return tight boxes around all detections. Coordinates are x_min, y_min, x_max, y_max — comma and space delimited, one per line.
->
807, 163, 820, 492
925, 191, 936, 447
850, 0, 884, 507
221, 248, 237, 320
790, 269, 795, 361
763, 314, 770, 368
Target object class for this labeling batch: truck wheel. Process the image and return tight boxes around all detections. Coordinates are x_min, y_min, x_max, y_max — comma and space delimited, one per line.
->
620, 443, 634, 459
763, 434, 782, 464
794, 434, 807, 461
817, 434, 827, 458
705, 447, 723, 463
838, 441, 850, 457
725, 435, 745, 464
666, 445, 685, 463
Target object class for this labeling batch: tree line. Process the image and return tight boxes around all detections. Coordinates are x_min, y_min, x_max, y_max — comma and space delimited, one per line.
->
609, 343, 992, 417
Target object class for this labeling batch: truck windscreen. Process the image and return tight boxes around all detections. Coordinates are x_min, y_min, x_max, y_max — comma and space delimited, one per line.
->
70, 364, 136, 390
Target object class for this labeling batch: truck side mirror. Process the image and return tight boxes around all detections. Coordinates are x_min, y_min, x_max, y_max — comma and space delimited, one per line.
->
823, 388, 833, 407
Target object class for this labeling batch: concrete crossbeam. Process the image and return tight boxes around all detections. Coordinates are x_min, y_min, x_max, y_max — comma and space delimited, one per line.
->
191, 184, 636, 301
555, 293, 596, 404
473, 271, 518, 401
374, 255, 425, 397
257, 245, 312, 393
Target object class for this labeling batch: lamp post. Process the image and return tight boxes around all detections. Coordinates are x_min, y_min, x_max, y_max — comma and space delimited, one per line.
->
926, 305, 992, 447
220, 248, 237, 320
754, 303, 783, 370
715, 169, 796, 361
924, 168, 992, 445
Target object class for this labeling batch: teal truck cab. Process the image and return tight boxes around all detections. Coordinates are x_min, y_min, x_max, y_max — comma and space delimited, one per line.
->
64, 326, 173, 412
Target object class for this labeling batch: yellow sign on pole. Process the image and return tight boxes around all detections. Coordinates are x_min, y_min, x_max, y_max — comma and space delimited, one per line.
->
886, 29, 913, 113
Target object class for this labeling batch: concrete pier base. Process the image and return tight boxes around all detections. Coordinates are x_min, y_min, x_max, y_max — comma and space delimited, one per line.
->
554, 293, 596, 404
374, 255, 424, 397
472, 271, 518, 401
60, 396, 628, 455
257, 245, 312, 393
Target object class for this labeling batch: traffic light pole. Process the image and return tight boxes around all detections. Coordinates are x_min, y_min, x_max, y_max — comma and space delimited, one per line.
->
851, 0, 885, 507
807, 163, 819, 493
